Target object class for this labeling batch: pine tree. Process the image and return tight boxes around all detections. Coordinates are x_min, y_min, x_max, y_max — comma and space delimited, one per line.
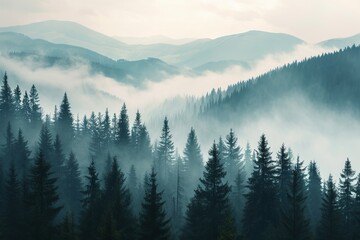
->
338, 158, 356, 239
64, 152, 83, 221
59, 213, 77, 240
217, 137, 226, 164
131, 110, 142, 158
80, 159, 101, 240
27, 150, 62, 240
183, 127, 203, 198
2, 164, 23, 240
1, 123, 15, 171
128, 165, 141, 214
21, 90, 31, 125
307, 161, 322, 232
13, 85, 22, 122
224, 129, 243, 183
182, 143, 231, 240
139, 168, 171, 240
101, 157, 135, 240
280, 166, 311, 240
244, 142, 253, 179
156, 117, 175, 182
15, 129, 31, 178
138, 124, 152, 165
38, 124, 54, 161
243, 134, 278, 240
317, 175, 343, 240
354, 174, 360, 239
29, 84, 42, 129
0, 72, 14, 128
277, 144, 292, 207
57, 93, 74, 150
89, 112, 101, 159
117, 103, 130, 150
111, 113, 118, 142
102, 108, 111, 150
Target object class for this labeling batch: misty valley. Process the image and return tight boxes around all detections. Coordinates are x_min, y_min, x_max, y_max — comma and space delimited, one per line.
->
1, 20, 360, 240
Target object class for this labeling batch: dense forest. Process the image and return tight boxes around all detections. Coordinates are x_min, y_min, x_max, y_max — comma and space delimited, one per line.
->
0, 72, 360, 240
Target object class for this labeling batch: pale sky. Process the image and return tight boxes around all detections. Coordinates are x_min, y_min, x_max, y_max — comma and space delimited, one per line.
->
0, 0, 359, 43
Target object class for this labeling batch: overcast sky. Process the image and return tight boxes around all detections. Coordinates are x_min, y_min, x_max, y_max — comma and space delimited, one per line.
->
0, 0, 359, 43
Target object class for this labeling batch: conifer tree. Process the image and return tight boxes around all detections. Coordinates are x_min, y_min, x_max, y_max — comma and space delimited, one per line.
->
60, 213, 77, 240
102, 108, 111, 150
21, 90, 31, 124
224, 129, 243, 183
338, 158, 356, 239
89, 112, 101, 159
217, 137, 226, 164
101, 157, 135, 240
29, 84, 42, 129
138, 124, 152, 165
182, 143, 231, 240
2, 164, 23, 240
15, 129, 31, 178
280, 166, 310, 240
131, 110, 142, 157
80, 159, 101, 240
354, 174, 360, 239
128, 164, 141, 214
183, 127, 203, 197
317, 175, 343, 240
57, 93, 74, 149
0, 72, 14, 127
27, 151, 62, 240
277, 144, 292, 207
243, 134, 278, 240
64, 152, 83, 221
244, 142, 253, 179
38, 124, 53, 161
156, 117, 175, 182
13, 85, 22, 122
307, 161, 322, 232
139, 168, 170, 240
117, 103, 130, 150
1, 123, 15, 171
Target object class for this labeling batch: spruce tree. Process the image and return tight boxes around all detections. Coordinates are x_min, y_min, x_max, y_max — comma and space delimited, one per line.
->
317, 175, 343, 240
2, 164, 23, 240
64, 152, 83, 221
277, 144, 292, 207
101, 157, 135, 240
128, 164, 141, 214
38, 124, 53, 157
280, 166, 310, 240
13, 85, 22, 122
29, 84, 42, 129
139, 168, 170, 240
89, 112, 101, 159
131, 110, 142, 158
57, 92, 74, 150
243, 134, 278, 240
21, 90, 31, 125
15, 129, 31, 178
80, 159, 101, 240
138, 124, 152, 165
182, 143, 231, 240
244, 142, 253, 179
102, 108, 111, 150
156, 117, 175, 182
0, 72, 14, 128
183, 127, 203, 197
338, 158, 356, 239
224, 129, 243, 183
307, 161, 322, 232
27, 150, 62, 240
354, 174, 360, 239
1, 123, 15, 171
117, 103, 130, 150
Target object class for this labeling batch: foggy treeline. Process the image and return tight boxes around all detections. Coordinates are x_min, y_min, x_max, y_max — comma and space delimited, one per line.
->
0, 73, 360, 240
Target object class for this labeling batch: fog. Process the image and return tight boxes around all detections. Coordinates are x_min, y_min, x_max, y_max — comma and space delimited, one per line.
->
1, 43, 357, 178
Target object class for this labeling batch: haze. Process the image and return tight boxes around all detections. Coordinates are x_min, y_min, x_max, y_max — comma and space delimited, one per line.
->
1, 0, 360, 43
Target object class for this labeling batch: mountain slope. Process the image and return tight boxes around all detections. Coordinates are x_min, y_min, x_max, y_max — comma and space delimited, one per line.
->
202, 46, 360, 121
0, 32, 179, 86
319, 33, 360, 49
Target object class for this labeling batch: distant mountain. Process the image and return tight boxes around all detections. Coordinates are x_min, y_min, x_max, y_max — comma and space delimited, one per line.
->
0, 32, 179, 86
0, 21, 305, 69
113, 35, 196, 45
0, 20, 129, 60
319, 33, 360, 49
